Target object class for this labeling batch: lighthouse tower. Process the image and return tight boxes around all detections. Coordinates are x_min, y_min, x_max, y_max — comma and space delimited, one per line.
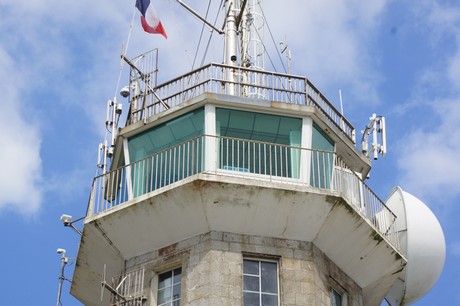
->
69, 1, 445, 305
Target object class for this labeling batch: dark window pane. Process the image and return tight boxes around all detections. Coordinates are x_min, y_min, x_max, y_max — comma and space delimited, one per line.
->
262, 294, 278, 306
244, 292, 260, 306
158, 271, 172, 289
244, 259, 259, 275
173, 268, 182, 284
173, 283, 181, 298
331, 288, 342, 306
261, 262, 277, 294
244, 275, 260, 292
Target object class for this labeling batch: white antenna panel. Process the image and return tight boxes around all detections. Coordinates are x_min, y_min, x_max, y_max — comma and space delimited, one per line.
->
361, 114, 387, 160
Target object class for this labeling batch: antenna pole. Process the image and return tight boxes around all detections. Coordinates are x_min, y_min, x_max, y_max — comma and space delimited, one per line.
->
56, 250, 69, 306
280, 36, 291, 75
224, 0, 237, 95
339, 89, 344, 115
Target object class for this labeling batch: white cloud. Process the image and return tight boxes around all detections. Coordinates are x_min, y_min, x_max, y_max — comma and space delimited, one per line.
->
397, 99, 460, 201
0, 1, 130, 216
0, 48, 43, 215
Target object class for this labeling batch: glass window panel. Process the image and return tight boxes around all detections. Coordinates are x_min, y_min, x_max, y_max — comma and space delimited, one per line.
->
228, 110, 255, 131
244, 275, 260, 292
330, 288, 342, 306
158, 272, 172, 289
158, 268, 182, 306
127, 108, 204, 196
157, 287, 172, 304
254, 113, 279, 136
173, 268, 182, 284
262, 294, 278, 306
244, 292, 260, 306
244, 259, 260, 275
217, 108, 301, 179
216, 108, 301, 145
129, 108, 204, 163
173, 283, 181, 299
311, 123, 335, 188
312, 123, 334, 151
243, 259, 278, 306
261, 262, 278, 294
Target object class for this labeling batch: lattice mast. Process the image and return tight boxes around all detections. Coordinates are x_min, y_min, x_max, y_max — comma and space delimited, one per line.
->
240, 0, 265, 71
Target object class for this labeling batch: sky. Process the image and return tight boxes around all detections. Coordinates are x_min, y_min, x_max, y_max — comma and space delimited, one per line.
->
0, 0, 459, 305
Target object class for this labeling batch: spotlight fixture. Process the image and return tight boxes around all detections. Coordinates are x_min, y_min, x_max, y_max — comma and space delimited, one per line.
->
60, 214, 84, 236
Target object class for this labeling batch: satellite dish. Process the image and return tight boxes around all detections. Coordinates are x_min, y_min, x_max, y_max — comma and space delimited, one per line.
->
384, 187, 445, 305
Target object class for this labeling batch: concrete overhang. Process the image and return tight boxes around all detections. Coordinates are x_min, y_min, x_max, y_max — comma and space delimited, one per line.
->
71, 172, 405, 305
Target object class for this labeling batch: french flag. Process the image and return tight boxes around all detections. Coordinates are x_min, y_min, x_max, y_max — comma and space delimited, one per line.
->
136, 0, 168, 39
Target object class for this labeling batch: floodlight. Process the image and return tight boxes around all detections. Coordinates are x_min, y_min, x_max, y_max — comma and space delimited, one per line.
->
60, 214, 72, 225
57, 248, 66, 255
60, 213, 84, 236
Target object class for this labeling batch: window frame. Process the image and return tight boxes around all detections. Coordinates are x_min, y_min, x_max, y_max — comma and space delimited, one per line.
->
329, 277, 348, 306
150, 267, 182, 306
242, 257, 280, 306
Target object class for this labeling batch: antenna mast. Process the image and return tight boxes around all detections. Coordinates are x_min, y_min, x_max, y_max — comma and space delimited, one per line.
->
224, 0, 238, 95
239, 0, 267, 98
176, 0, 266, 96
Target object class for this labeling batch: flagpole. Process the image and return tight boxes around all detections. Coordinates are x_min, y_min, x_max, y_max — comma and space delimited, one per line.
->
115, 6, 137, 99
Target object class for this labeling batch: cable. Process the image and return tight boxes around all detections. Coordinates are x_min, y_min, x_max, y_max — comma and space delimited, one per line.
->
186, 0, 225, 98
257, 2, 288, 74
250, 8, 299, 103
252, 19, 277, 73
200, 0, 225, 66
191, 0, 212, 70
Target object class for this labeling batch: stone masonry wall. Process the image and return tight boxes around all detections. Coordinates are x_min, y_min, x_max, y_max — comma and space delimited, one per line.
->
125, 231, 363, 306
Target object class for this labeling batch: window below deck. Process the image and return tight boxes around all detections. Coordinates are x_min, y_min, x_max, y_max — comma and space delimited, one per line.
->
157, 268, 182, 306
243, 258, 279, 306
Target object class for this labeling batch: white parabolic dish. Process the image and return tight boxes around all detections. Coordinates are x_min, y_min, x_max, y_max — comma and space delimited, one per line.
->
384, 187, 446, 305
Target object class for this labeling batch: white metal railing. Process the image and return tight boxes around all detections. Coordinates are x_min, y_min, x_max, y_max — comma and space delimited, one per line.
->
108, 267, 145, 306
87, 135, 398, 249
127, 63, 355, 142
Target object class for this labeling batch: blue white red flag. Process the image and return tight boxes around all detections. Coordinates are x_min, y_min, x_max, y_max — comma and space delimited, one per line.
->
135, 0, 168, 39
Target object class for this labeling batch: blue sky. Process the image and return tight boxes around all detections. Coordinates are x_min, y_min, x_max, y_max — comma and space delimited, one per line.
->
1, 0, 459, 305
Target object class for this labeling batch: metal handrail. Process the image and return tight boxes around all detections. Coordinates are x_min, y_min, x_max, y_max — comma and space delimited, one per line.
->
87, 135, 398, 250
127, 63, 355, 142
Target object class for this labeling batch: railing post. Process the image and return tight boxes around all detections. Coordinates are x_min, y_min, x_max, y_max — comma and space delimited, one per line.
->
300, 117, 313, 185
87, 180, 97, 218
204, 104, 217, 172
123, 138, 134, 200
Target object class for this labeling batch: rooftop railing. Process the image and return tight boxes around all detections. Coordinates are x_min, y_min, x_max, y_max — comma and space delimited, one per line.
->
127, 63, 356, 143
87, 135, 398, 250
